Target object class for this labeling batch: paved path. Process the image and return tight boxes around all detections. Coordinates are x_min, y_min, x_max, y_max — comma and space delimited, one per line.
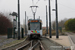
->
46, 36, 71, 47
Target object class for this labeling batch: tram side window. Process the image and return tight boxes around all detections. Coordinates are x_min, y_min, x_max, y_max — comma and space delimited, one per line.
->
28, 23, 30, 30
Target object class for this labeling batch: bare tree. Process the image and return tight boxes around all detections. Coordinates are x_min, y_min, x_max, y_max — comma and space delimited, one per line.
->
0, 13, 12, 35
52, 21, 56, 30
58, 18, 68, 28
3, 12, 13, 22
52, 18, 68, 30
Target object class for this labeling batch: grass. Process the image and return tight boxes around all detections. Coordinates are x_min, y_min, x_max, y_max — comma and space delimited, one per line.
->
43, 29, 61, 35
62, 29, 74, 32
61, 32, 67, 35
43, 29, 68, 35
1, 37, 26, 49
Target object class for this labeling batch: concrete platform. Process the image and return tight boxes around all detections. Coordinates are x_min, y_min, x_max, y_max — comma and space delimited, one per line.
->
46, 36, 71, 47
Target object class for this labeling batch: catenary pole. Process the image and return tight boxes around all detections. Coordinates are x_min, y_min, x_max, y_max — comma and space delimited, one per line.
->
46, 5, 48, 35
25, 11, 27, 35
18, 0, 20, 40
49, 0, 52, 38
55, 0, 59, 38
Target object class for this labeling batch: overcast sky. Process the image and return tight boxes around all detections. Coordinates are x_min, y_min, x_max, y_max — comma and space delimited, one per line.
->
0, 0, 75, 26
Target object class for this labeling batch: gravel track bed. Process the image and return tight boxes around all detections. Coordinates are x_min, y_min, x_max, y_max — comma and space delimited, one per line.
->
2, 37, 62, 50
20, 40, 41, 50
2, 37, 28, 50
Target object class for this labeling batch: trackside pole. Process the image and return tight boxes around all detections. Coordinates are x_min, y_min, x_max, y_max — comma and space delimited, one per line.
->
55, 0, 59, 38
46, 5, 48, 35
48, 0, 52, 38
18, 0, 20, 40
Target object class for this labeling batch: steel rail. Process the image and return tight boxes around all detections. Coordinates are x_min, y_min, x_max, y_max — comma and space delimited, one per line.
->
30, 40, 45, 50
38, 40, 45, 50
16, 40, 32, 50
30, 42, 39, 50
16, 40, 45, 50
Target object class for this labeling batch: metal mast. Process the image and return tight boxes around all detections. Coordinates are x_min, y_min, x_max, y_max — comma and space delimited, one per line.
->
46, 5, 48, 35
18, 0, 20, 40
49, 0, 52, 38
55, 0, 59, 38
25, 11, 27, 35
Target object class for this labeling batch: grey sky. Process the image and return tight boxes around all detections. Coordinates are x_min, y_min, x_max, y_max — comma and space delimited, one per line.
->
0, 0, 75, 26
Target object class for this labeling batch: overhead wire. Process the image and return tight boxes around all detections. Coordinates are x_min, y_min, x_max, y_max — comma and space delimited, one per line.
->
50, 1, 75, 19
59, 11, 75, 15
35, 0, 40, 5
51, 0, 75, 11
51, 1, 75, 15
58, 3, 75, 15
58, 3, 75, 11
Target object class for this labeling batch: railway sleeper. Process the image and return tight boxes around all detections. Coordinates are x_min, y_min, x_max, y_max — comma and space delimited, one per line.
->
16, 41, 32, 50
16, 40, 45, 50
30, 40, 45, 50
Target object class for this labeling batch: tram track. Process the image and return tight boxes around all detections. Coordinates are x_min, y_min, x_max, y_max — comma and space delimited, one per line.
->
2, 37, 63, 50
16, 39, 45, 50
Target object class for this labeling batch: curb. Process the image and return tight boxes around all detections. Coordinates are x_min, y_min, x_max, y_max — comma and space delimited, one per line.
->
68, 36, 74, 46
68, 36, 75, 50
2, 36, 28, 50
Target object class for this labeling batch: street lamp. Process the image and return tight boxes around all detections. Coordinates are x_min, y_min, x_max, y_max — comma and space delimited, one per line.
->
52, 0, 59, 38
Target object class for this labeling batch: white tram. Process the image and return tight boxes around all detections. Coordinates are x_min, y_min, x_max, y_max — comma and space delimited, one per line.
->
28, 19, 42, 39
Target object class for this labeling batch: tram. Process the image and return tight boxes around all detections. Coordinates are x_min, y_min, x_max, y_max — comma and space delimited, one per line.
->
28, 19, 42, 39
